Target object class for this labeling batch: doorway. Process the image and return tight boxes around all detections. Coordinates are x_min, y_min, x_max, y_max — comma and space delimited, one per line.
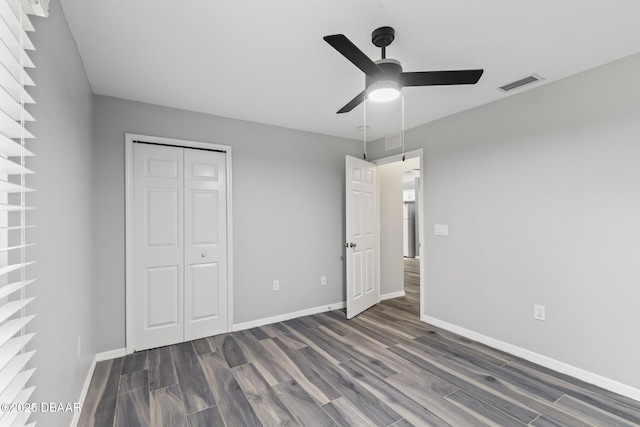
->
375, 150, 424, 318
124, 134, 234, 353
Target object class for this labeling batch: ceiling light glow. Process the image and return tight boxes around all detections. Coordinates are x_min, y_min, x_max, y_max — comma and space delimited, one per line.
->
367, 80, 400, 102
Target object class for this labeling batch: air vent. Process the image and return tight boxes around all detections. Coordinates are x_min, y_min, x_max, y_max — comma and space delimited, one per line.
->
499, 74, 544, 92
385, 132, 402, 151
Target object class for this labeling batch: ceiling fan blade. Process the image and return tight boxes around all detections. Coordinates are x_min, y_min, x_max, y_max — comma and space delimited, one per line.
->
337, 90, 366, 114
401, 69, 484, 87
324, 34, 384, 77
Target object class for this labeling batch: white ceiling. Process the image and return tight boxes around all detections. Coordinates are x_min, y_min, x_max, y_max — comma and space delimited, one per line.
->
58, 0, 640, 141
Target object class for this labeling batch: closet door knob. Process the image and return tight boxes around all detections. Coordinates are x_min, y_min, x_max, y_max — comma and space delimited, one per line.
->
201, 253, 207, 257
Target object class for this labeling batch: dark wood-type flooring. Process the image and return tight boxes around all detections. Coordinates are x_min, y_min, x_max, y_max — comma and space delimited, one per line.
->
79, 258, 640, 426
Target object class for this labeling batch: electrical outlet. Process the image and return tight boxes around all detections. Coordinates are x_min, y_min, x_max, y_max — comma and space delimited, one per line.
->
77, 335, 82, 358
321, 276, 327, 286
534, 304, 546, 321
273, 280, 280, 291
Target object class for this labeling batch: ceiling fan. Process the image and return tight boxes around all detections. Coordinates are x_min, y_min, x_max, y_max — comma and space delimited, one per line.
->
324, 26, 484, 114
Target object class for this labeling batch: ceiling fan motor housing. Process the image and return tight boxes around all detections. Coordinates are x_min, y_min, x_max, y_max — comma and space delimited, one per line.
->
366, 58, 402, 87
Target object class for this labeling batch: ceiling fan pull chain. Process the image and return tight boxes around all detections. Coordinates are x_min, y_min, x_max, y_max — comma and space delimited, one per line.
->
363, 99, 367, 160
401, 92, 406, 161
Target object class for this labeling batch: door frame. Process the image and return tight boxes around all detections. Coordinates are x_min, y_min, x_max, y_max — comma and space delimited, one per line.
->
124, 133, 234, 354
372, 148, 425, 320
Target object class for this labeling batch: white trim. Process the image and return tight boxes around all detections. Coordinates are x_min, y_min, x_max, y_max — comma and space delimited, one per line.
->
71, 348, 127, 427
96, 348, 127, 361
232, 302, 346, 332
422, 315, 640, 402
381, 291, 405, 300
124, 133, 234, 354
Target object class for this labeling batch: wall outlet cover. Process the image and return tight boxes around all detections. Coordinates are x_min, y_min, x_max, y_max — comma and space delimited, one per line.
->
434, 224, 449, 236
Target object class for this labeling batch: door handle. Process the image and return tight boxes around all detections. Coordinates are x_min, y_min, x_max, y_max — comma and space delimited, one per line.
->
349, 242, 357, 248
201, 253, 207, 257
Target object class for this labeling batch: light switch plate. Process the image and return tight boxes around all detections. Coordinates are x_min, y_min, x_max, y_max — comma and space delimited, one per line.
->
434, 224, 449, 236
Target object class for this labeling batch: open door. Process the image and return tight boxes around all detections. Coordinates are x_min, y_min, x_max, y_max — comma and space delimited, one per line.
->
345, 155, 379, 319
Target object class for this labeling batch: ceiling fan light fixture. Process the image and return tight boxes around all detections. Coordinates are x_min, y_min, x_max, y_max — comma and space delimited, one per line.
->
367, 80, 401, 102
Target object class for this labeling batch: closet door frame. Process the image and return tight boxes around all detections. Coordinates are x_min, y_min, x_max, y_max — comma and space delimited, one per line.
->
124, 133, 233, 354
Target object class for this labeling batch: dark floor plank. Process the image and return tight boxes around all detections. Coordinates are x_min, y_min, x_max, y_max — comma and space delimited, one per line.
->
150, 384, 187, 427
215, 334, 248, 368
119, 370, 148, 394
415, 333, 509, 368
441, 353, 565, 404
148, 346, 177, 391
446, 389, 527, 426
555, 395, 639, 427
171, 342, 216, 414
114, 387, 150, 427
504, 360, 640, 425
390, 419, 415, 427
438, 354, 587, 426
122, 351, 148, 375
322, 397, 377, 427
261, 337, 339, 405
386, 373, 490, 427
389, 345, 540, 424
269, 337, 342, 403
298, 346, 403, 426
285, 319, 353, 363
262, 322, 309, 350
187, 406, 225, 427
232, 362, 298, 425
274, 379, 338, 427
339, 358, 451, 427
308, 325, 399, 378
198, 351, 262, 426
77, 357, 123, 427
530, 414, 576, 427
319, 324, 426, 378
231, 329, 294, 385
323, 310, 399, 347
192, 336, 217, 355
248, 326, 270, 340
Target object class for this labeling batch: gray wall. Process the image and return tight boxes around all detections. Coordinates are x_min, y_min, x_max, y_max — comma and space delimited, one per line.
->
369, 53, 640, 389
27, 1, 95, 425
93, 96, 360, 351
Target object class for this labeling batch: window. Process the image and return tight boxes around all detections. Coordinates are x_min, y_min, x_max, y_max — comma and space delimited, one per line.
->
0, 0, 43, 425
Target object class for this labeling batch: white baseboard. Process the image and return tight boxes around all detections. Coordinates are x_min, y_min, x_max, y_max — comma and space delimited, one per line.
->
233, 301, 346, 332
95, 348, 127, 361
381, 290, 405, 301
71, 348, 128, 427
422, 315, 640, 402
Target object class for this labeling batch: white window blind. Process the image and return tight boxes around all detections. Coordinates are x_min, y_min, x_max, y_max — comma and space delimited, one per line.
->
0, 0, 37, 426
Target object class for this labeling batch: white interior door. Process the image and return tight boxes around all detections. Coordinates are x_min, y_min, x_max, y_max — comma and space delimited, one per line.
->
184, 149, 227, 340
345, 155, 379, 319
132, 143, 184, 350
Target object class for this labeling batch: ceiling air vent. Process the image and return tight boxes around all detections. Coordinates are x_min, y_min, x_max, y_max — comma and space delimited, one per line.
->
499, 74, 544, 92
385, 132, 402, 151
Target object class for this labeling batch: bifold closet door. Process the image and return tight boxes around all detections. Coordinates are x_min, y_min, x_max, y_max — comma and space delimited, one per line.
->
184, 148, 227, 340
132, 143, 228, 351
132, 143, 185, 351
